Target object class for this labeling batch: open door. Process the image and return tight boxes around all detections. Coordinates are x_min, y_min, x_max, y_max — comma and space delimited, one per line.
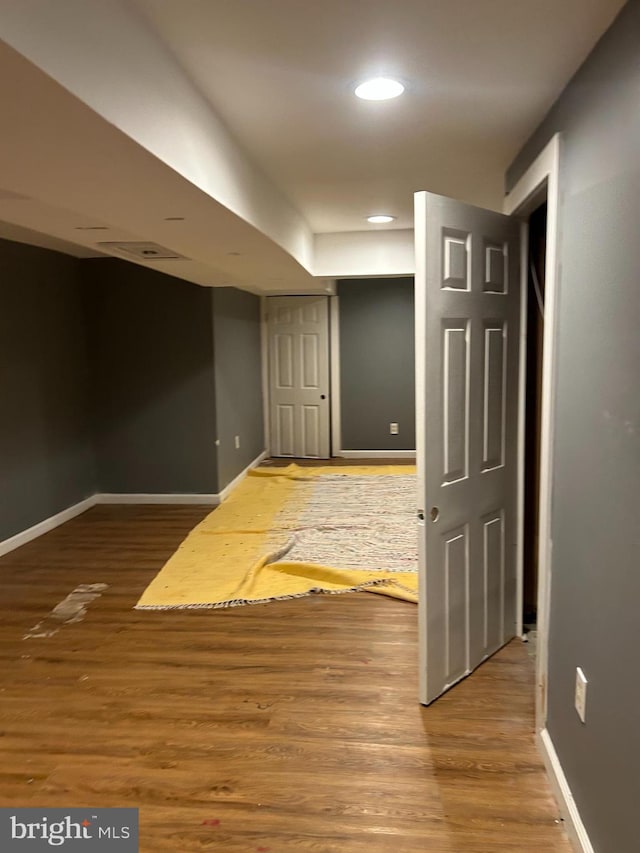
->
415, 191, 520, 705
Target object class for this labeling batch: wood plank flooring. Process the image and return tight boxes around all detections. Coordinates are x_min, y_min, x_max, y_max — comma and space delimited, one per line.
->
0, 505, 570, 852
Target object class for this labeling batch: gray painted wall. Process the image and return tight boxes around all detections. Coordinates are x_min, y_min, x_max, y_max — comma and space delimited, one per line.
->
507, 3, 640, 850
0, 239, 95, 540
0, 250, 264, 532
85, 259, 218, 494
212, 287, 264, 489
338, 278, 415, 450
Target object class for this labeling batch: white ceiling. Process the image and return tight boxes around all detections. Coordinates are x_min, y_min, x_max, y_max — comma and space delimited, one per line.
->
0, 0, 626, 291
135, 0, 625, 231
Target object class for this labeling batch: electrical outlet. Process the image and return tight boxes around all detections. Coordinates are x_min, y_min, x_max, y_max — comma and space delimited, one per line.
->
575, 667, 588, 723
390, 422, 399, 435
234, 435, 240, 450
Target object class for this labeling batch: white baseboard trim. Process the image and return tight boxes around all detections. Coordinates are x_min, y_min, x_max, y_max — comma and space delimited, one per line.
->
0, 456, 271, 559
0, 495, 99, 558
339, 450, 416, 460
96, 493, 220, 506
218, 450, 269, 503
538, 728, 595, 853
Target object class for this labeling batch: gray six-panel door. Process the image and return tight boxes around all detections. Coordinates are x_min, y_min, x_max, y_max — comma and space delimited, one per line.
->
415, 191, 520, 705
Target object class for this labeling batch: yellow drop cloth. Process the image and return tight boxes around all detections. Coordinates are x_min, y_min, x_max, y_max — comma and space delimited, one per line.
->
135, 465, 418, 609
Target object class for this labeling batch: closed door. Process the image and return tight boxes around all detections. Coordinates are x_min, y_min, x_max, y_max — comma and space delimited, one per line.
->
415, 191, 521, 705
267, 295, 330, 459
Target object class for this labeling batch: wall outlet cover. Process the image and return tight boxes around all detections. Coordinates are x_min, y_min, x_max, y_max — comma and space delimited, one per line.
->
575, 667, 588, 724
390, 422, 399, 435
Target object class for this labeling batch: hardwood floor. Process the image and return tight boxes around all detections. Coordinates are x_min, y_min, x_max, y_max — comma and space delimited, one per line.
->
0, 505, 570, 852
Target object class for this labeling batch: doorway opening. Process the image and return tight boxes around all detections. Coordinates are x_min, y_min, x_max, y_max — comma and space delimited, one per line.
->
523, 200, 547, 656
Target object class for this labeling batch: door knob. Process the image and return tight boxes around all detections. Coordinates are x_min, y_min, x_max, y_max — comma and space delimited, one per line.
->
430, 507, 440, 522
320, 394, 326, 399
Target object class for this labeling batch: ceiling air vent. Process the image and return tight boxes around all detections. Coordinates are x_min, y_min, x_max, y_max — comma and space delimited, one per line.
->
96, 241, 187, 261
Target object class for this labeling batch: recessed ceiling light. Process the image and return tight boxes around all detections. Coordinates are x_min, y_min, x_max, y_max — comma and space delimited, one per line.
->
355, 77, 405, 101
367, 214, 396, 224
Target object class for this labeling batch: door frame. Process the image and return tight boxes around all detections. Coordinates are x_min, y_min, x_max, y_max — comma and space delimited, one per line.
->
260, 296, 271, 453
329, 294, 342, 456
504, 133, 561, 732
